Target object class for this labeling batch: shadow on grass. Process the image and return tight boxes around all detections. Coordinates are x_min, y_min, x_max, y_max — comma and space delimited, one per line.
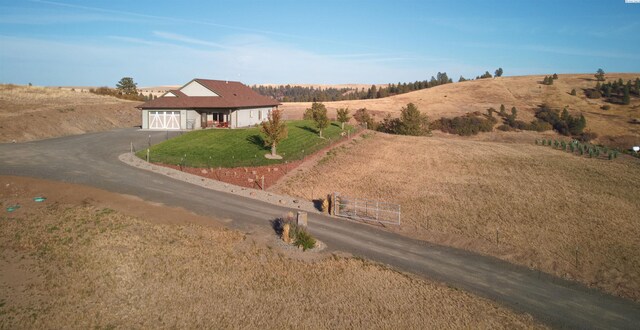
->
296, 125, 319, 135
331, 122, 340, 128
246, 134, 269, 150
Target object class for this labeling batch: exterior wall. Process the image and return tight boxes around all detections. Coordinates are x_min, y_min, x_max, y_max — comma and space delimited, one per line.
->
164, 92, 176, 97
141, 110, 149, 129
186, 110, 201, 129
232, 107, 272, 128
181, 81, 219, 97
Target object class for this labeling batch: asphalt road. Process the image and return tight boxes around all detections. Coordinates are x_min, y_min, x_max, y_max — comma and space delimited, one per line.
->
1, 128, 639, 329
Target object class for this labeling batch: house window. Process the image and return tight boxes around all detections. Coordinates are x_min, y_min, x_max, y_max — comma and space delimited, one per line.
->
258, 110, 262, 120
250, 110, 254, 118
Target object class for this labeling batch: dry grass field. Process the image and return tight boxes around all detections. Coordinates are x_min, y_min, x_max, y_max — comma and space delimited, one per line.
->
279, 74, 640, 147
0, 176, 542, 329
0, 84, 139, 142
273, 132, 640, 301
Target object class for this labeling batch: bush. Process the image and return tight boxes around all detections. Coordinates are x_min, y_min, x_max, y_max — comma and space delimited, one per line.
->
576, 131, 598, 142
570, 89, 577, 96
437, 114, 496, 136
601, 105, 611, 110
294, 228, 316, 251
497, 124, 511, 131
586, 89, 602, 99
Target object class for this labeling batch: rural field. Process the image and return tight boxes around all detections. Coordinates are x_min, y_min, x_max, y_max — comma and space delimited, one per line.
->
0, 84, 139, 143
279, 73, 640, 147
0, 176, 542, 329
273, 131, 640, 301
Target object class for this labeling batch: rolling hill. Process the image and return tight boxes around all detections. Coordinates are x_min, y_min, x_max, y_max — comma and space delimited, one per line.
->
279, 73, 640, 147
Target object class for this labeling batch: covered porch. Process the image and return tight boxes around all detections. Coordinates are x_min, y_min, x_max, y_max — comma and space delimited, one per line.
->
199, 109, 232, 128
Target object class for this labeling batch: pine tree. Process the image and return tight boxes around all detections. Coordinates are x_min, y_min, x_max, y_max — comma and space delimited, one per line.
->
116, 77, 138, 95
495, 67, 503, 77
594, 68, 606, 81
398, 103, 430, 136
623, 85, 631, 105
552, 73, 558, 80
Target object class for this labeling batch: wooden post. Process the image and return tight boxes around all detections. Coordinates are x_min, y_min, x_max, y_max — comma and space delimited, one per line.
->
261, 176, 265, 190
283, 223, 291, 244
146, 149, 150, 162
130, 142, 133, 154
297, 212, 308, 229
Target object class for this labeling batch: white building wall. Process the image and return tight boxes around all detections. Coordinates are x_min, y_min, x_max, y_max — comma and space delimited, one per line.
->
180, 81, 219, 97
232, 107, 272, 128
186, 110, 201, 129
141, 110, 149, 129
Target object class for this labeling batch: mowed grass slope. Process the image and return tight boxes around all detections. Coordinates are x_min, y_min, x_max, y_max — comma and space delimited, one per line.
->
141, 120, 351, 167
274, 132, 640, 301
0, 177, 542, 329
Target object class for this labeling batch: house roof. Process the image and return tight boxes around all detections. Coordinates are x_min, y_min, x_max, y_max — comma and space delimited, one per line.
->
137, 79, 280, 109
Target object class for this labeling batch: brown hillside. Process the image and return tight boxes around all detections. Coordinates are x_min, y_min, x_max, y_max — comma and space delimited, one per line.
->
0, 84, 140, 143
279, 74, 640, 145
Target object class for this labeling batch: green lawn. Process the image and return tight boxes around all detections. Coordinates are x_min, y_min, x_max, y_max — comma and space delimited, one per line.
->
138, 120, 353, 168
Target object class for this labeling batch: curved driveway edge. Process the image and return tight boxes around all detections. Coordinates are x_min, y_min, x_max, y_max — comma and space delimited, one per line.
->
1, 128, 639, 329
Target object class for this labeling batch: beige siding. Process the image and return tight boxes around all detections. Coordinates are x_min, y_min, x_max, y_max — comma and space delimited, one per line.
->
181, 81, 219, 97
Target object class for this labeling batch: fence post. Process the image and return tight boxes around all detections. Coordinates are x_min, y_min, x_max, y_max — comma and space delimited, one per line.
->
261, 176, 265, 190
146, 149, 149, 162
130, 142, 133, 154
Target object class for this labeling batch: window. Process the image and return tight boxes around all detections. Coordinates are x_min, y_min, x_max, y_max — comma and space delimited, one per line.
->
258, 110, 262, 120
250, 110, 254, 118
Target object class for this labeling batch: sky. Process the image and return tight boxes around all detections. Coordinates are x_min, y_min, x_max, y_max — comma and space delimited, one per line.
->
1, 0, 639, 87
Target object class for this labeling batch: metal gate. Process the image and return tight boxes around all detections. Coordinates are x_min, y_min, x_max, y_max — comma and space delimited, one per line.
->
333, 193, 401, 225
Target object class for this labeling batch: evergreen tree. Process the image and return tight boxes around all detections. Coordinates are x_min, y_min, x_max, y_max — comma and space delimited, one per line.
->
260, 109, 288, 158
623, 85, 631, 105
495, 67, 504, 77
116, 77, 138, 95
594, 68, 606, 81
552, 73, 558, 80
398, 103, 430, 136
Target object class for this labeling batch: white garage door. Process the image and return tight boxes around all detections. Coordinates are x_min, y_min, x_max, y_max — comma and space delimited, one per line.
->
149, 111, 181, 130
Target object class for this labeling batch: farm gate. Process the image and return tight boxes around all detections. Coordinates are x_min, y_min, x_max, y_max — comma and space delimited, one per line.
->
332, 193, 401, 226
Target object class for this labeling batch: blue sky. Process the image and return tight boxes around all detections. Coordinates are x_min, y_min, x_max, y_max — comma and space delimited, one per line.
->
1, 0, 639, 86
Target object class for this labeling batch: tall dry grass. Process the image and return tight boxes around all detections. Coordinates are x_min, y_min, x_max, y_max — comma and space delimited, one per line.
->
0, 187, 541, 329
275, 132, 640, 301
0, 84, 139, 142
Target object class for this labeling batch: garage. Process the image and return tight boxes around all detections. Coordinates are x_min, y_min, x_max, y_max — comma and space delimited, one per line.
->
149, 111, 180, 130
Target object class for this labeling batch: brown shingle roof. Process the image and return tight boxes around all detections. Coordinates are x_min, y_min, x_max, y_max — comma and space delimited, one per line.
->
137, 79, 280, 109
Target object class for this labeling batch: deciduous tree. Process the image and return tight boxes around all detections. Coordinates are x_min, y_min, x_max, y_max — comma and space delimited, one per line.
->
260, 109, 288, 158
336, 107, 351, 130
307, 102, 329, 137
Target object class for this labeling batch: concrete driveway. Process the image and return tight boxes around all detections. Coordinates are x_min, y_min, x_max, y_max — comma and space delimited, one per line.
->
1, 128, 639, 329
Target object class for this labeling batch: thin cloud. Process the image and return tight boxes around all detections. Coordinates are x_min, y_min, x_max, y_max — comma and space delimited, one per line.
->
28, 0, 384, 51
152, 31, 232, 50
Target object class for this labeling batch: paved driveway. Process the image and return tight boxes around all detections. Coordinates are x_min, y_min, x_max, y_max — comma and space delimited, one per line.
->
1, 128, 639, 329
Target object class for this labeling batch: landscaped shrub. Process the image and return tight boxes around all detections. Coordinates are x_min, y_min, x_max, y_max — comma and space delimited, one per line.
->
294, 228, 316, 251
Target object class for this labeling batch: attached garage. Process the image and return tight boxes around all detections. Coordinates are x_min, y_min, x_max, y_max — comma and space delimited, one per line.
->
137, 79, 280, 130
148, 111, 181, 130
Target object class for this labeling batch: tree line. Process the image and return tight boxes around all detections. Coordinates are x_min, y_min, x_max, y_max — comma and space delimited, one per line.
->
252, 72, 454, 102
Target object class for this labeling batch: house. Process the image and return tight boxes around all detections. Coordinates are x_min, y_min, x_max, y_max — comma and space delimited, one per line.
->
137, 78, 280, 130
